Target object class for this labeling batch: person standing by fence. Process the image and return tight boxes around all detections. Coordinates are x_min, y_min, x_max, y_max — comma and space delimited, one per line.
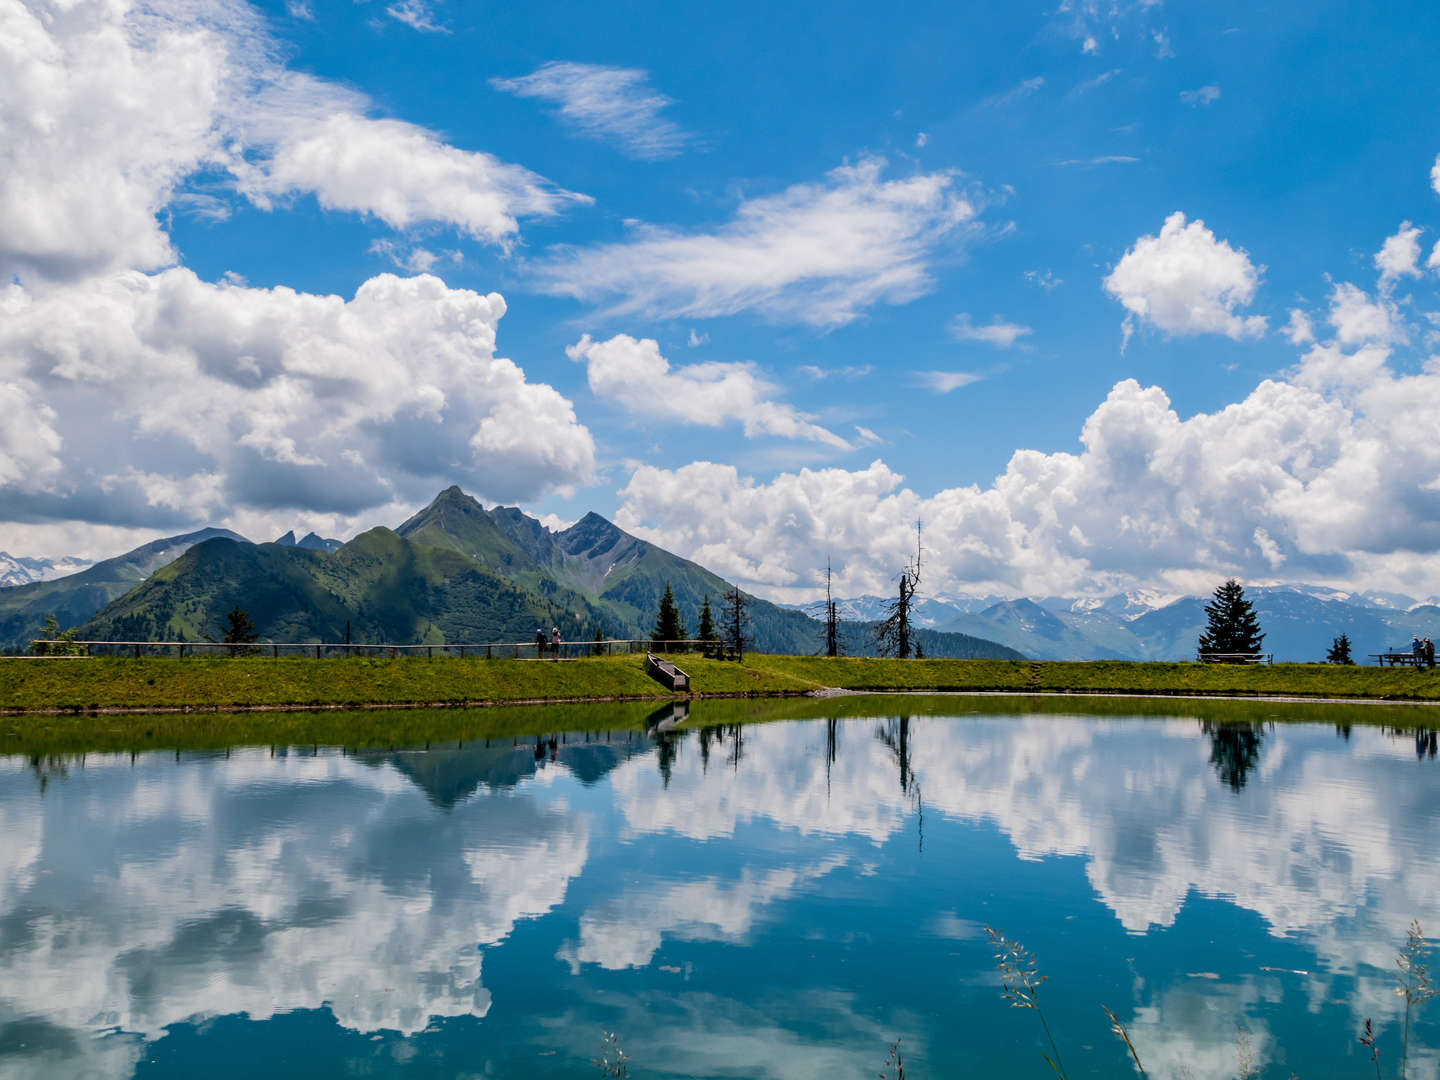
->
551, 627, 563, 660
535, 628, 548, 658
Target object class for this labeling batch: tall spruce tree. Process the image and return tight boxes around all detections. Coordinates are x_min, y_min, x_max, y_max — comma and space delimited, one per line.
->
1197, 579, 1265, 661
697, 595, 716, 646
651, 583, 686, 651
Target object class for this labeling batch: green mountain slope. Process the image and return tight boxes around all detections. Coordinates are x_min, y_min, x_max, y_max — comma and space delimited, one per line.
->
73, 487, 1022, 658
0, 528, 244, 651
81, 529, 605, 646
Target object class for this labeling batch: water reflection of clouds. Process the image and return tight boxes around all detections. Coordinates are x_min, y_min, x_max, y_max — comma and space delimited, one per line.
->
4, 714, 1439, 1080
556, 856, 848, 972
606, 715, 1440, 1051
0, 749, 590, 1077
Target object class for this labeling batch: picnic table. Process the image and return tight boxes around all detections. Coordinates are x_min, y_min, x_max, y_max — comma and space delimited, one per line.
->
1370, 652, 1425, 666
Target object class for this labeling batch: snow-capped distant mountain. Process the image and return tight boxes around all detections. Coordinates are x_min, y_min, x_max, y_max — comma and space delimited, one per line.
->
0, 552, 94, 587
1037, 589, 1184, 621
790, 583, 1440, 662
1355, 589, 1423, 611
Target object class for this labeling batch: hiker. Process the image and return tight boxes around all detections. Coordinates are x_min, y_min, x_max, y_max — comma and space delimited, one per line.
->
1413, 636, 1425, 666
535, 628, 548, 658
551, 626, 563, 659
1426, 637, 1436, 669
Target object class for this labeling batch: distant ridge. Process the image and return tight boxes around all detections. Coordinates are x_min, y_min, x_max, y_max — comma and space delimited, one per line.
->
0, 528, 246, 651
55, 488, 1023, 660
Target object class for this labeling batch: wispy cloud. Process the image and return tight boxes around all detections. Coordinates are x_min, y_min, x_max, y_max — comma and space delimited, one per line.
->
1070, 68, 1121, 96
911, 370, 983, 394
385, 0, 448, 33
286, 0, 314, 20
981, 76, 1045, 108
491, 61, 690, 160
528, 157, 978, 328
1179, 85, 1221, 106
915, 131, 929, 148
1053, 154, 1139, 167
798, 364, 872, 381
1024, 269, 1062, 291
950, 313, 1033, 348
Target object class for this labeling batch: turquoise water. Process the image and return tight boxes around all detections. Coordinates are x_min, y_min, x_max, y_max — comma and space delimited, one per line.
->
2, 700, 1439, 1078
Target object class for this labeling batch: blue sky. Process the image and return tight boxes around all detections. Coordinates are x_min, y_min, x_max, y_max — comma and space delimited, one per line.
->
6, 0, 1440, 600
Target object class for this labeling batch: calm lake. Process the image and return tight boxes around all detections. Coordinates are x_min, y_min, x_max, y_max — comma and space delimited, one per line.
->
2, 697, 1439, 1078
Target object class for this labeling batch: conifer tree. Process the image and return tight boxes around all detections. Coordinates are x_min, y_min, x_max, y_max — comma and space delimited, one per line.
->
222, 607, 258, 657
1197, 580, 1265, 661
651, 583, 686, 651
1326, 633, 1354, 665
697, 595, 716, 647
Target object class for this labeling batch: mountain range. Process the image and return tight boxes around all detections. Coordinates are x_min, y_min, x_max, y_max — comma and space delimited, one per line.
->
0, 488, 1021, 660
801, 587, 1440, 663
0, 552, 94, 587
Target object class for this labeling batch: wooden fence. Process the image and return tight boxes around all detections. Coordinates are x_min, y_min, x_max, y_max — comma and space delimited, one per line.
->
25, 638, 707, 660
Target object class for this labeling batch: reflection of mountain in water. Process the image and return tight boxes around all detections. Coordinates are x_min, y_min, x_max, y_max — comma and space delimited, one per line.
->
359, 732, 653, 808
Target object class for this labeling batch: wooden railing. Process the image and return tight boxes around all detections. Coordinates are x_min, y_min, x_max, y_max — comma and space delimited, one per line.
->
1196, 651, 1273, 665
24, 638, 710, 660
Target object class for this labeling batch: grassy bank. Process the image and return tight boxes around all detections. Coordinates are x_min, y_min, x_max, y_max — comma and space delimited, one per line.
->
0, 653, 820, 714
763, 656, 1440, 701
5, 654, 1440, 720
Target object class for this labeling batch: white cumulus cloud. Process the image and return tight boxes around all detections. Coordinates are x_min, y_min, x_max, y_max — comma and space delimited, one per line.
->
0, 270, 596, 534
491, 61, 690, 160
0, 0, 585, 284
528, 157, 978, 328
1283, 308, 1315, 345
1104, 211, 1267, 345
566, 333, 849, 449
614, 314, 1440, 599
1375, 222, 1423, 287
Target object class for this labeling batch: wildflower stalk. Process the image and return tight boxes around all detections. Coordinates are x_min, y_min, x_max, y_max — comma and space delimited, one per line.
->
1358, 1018, 1381, 1080
1395, 921, 1435, 1080
986, 925, 1069, 1079
1102, 1005, 1146, 1076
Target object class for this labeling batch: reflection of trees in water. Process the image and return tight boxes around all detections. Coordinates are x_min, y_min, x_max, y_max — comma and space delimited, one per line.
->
692, 724, 744, 775
656, 731, 677, 788
1200, 721, 1265, 792
1383, 727, 1439, 761
28, 753, 81, 795
825, 717, 839, 797
875, 717, 914, 796
875, 716, 924, 849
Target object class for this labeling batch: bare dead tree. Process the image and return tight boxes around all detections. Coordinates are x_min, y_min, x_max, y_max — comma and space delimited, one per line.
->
823, 557, 844, 658
875, 519, 922, 658
722, 584, 750, 661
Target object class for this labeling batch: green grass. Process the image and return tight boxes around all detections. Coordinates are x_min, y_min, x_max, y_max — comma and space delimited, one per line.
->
0, 653, 820, 714
758, 656, 1440, 701
5, 654, 1440, 724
